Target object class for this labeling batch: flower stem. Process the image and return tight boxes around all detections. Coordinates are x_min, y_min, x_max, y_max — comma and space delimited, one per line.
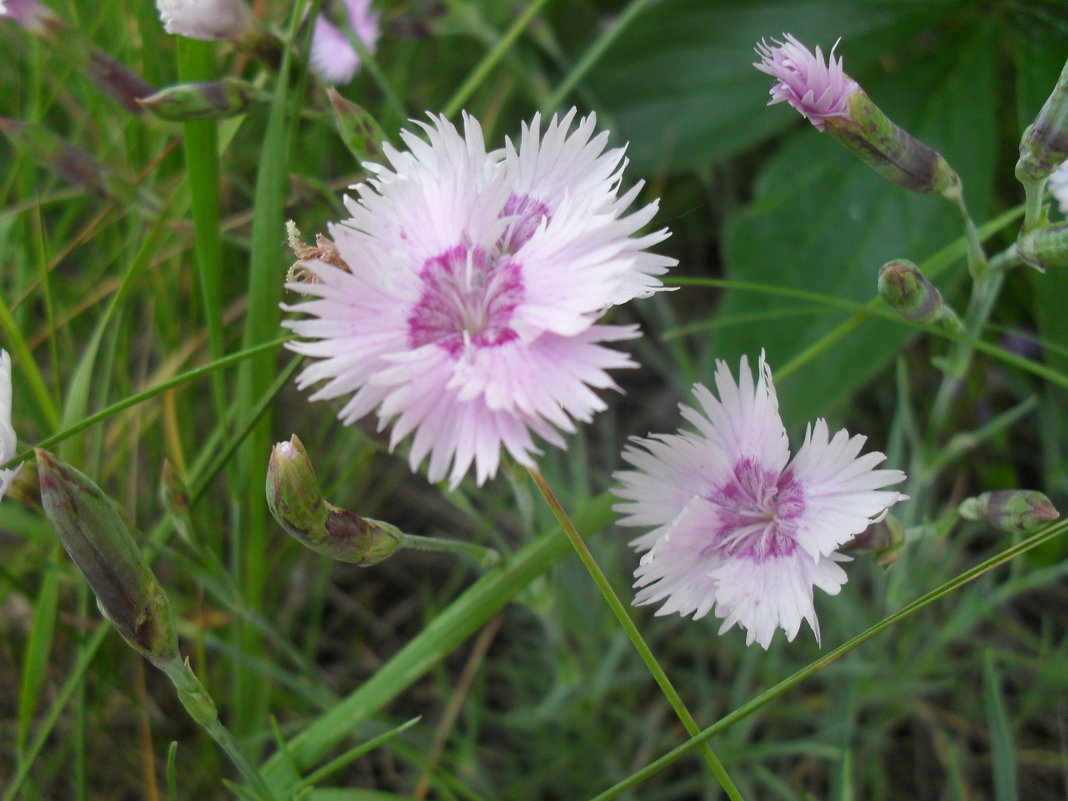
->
526, 469, 745, 801
158, 658, 278, 801
399, 532, 501, 567
943, 182, 988, 279
1020, 176, 1046, 233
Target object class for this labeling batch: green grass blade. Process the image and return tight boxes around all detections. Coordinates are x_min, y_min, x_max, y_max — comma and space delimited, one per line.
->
15, 552, 60, 757
983, 652, 1018, 801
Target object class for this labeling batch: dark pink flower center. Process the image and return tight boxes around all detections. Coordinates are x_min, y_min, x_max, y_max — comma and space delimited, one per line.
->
408, 245, 524, 357
705, 458, 805, 563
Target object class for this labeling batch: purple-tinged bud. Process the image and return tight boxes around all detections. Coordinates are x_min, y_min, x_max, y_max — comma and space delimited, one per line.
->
139, 77, 263, 121
1016, 59, 1068, 183
842, 515, 904, 566
327, 88, 385, 162
0, 117, 132, 201
878, 259, 963, 332
88, 52, 156, 115
755, 33, 960, 198
267, 435, 402, 566
959, 490, 1060, 535
1016, 219, 1068, 272
36, 449, 180, 667
156, 0, 252, 41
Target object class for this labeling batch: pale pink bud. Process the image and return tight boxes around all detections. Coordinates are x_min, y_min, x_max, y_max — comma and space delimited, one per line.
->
156, 0, 251, 41
310, 0, 380, 86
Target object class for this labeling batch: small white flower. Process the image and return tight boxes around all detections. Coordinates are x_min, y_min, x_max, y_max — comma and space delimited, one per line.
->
0, 350, 21, 499
156, 0, 251, 41
614, 352, 907, 649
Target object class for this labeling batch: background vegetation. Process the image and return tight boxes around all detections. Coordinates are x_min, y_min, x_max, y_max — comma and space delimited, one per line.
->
1, 0, 1066, 799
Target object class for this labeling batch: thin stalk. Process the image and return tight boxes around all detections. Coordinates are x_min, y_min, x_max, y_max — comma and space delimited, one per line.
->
399, 532, 501, 567
588, 519, 1068, 801
442, 0, 552, 120
947, 189, 988, 279
540, 0, 658, 114
176, 37, 228, 422
526, 469, 745, 801
1020, 177, 1045, 232
928, 269, 1004, 433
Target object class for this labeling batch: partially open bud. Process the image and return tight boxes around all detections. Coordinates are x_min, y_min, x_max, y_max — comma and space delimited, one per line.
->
0, 0, 62, 37
327, 88, 385, 162
266, 435, 402, 565
959, 490, 1060, 535
139, 77, 264, 121
36, 449, 180, 666
156, 0, 252, 41
878, 259, 963, 332
1016, 58, 1068, 183
1016, 219, 1068, 272
755, 34, 960, 198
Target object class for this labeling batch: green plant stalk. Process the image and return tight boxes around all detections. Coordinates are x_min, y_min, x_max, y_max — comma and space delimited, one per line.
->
540, 0, 659, 114
442, 0, 552, 120
667, 275, 1068, 393
399, 532, 500, 567
527, 470, 744, 801
587, 519, 1068, 801
177, 37, 228, 423
944, 186, 989, 279
158, 657, 278, 801
232, 0, 304, 739
257, 494, 617, 789
927, 269, 1004, 433
0, 291, 60, 430
1020, 177, 1045, 232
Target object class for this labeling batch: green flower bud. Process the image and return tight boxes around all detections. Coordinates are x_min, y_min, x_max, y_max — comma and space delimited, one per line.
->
266, 435, 402, 565
327, 88, 386, 163
842, 515, 904, 566
1016, 58, 1068, 183
878, 259, 943, 322
1016, 219, 1068, 272
138, 77, 264, 121
959, 490, 1060, 535
826, 90, 960, 198
36, 448, 180, 666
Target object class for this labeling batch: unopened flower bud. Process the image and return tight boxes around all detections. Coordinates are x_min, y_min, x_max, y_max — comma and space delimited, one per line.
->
755, 34, 959, 198
878, 259, 964, 333
266, 435, 402, 565
959, 490, 1060, 535
139, 77, 263, 121
89, 52, 156, 115
1016, 59, 1068, 183
0, 118, 135, 202
156, 0, 252, 40
842, 515, 904, 565
327, 88, 385, 162
36, 448, 180, 666
1016, 219, 1068, 272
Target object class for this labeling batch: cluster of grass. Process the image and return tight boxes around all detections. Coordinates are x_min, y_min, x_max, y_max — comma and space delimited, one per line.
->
1, 0, 1067, 799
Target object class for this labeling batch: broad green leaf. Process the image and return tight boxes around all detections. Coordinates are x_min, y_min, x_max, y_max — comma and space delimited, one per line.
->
713, 21, 1000, 427
589, 0, 958, 174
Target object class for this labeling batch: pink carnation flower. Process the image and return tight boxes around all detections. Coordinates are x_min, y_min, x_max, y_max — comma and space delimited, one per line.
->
284, 110, 674, 488
310, 0, 380, 86
754, 34, 859, 132
614, 353, 906, 649
156, 0, 251, 40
